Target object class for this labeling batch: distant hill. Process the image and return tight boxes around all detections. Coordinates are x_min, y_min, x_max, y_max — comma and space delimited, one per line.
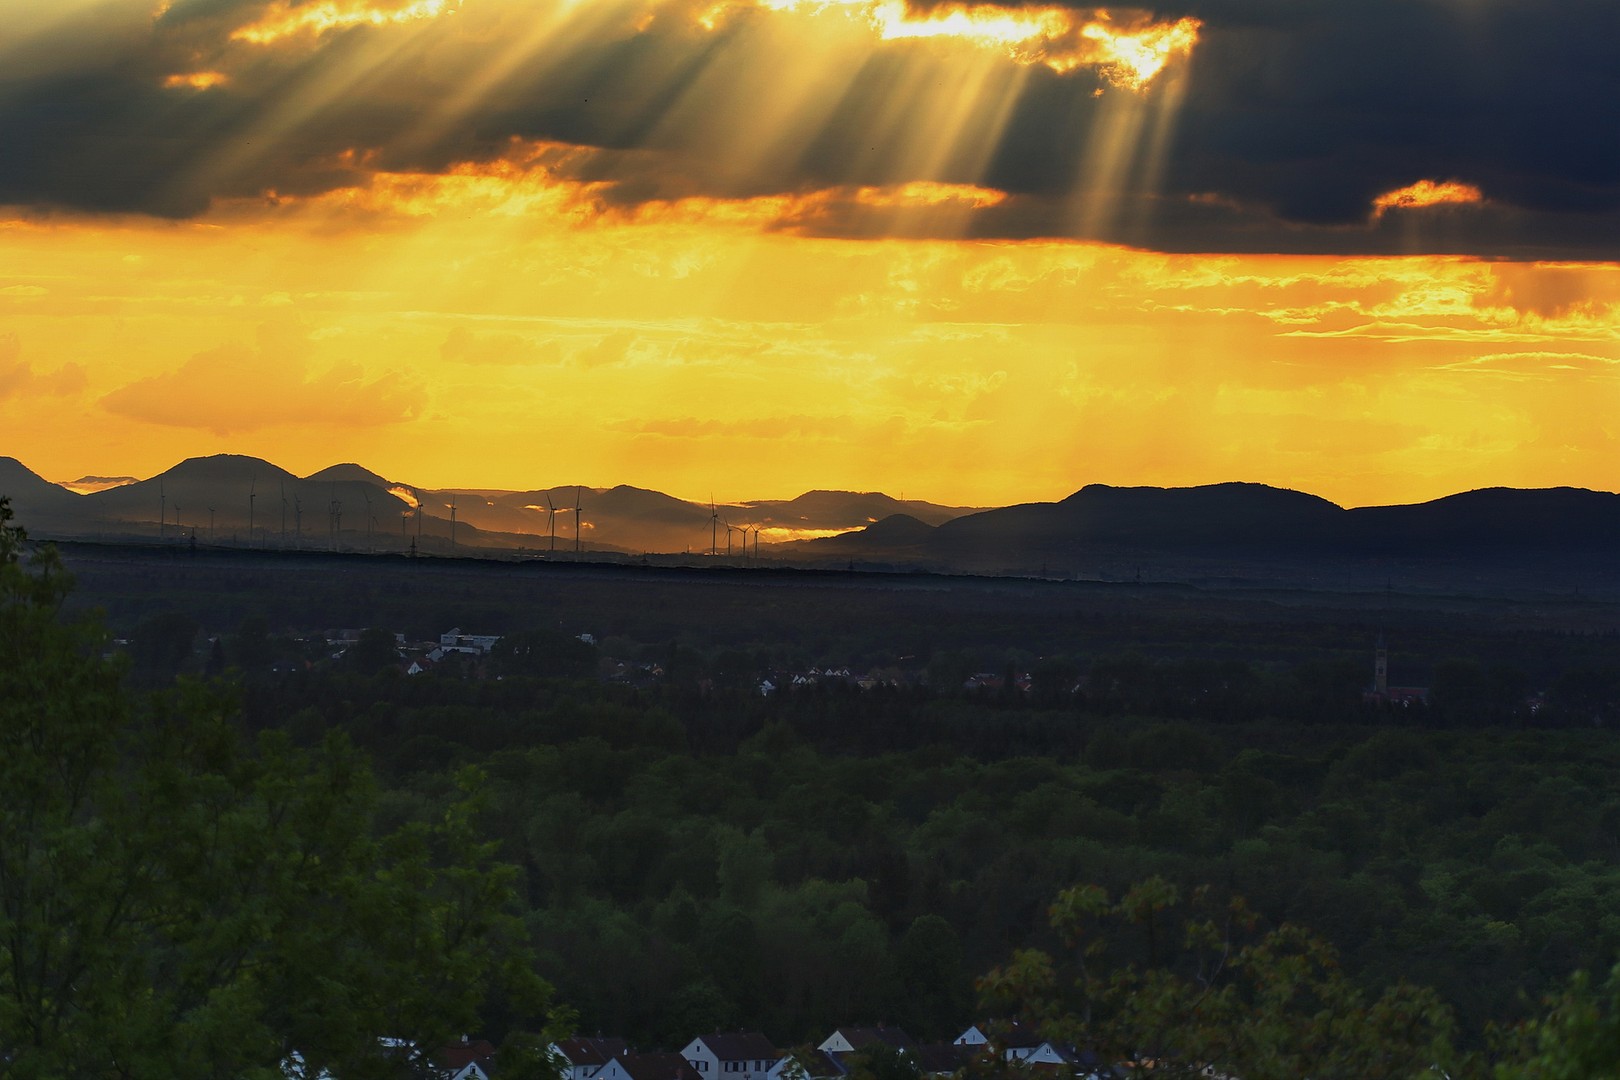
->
305, 463, 396, 488
0, 457, 83, 531
422, 485, 979, 554
30, 455, 423, 548
794, 513, 937, 555
6, 451, 987, 553
1341, 487, 1620, 551
756, 481, 1620, 597
91, 455, 301, 535
747, 490, 979, 530
798, 482, 1620, 585
7, 453, 1618, 589
930, 482, 1345, 562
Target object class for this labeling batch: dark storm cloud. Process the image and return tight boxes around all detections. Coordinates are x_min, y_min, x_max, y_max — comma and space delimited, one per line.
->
1163, 0, 1620, 221
2, 0, 1616, 256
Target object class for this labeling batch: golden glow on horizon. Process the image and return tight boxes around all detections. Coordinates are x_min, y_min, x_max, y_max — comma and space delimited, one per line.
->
3, 148, 1617, 508
56, 477, 138, 495
758, 526, 855, 543
1374, 179, 1486, 216
229, 0, 457, 44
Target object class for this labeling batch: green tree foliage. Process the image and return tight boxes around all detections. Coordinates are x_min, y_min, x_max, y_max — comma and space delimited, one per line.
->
844, 1043, 922, 1080
980, 878, 1460, 1080
344, 626, 402, 675
892, 915, 970, 1039
0, 499, 559, 1078
489, 629, 598, 680
1494, 964, 1620, 1079
126, 609, 201, 686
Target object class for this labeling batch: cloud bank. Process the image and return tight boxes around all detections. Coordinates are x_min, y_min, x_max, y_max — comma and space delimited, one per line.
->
0, 0, 1614, 255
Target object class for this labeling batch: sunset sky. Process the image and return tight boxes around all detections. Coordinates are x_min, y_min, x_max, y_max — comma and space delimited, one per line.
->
2, 0, 1617, 507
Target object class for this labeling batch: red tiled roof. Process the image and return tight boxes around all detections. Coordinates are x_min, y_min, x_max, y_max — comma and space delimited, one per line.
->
620, 1052, 703, 1080
911, 1044, 974, 1075
439, 1039, 498, 1069
695, 1034, 779, 1061
832, 1028, 914, 1051
557, 1037, 632, 1068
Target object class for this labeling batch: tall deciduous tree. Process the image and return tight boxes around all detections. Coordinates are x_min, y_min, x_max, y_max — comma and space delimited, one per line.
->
0, 498, 559, 1079
979, 877, 1461, 1080
1494, 964, 1620, 1080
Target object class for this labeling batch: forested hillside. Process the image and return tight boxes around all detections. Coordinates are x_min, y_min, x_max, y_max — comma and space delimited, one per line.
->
9, 527, 1620, 1076
242, 662, 1620, 1048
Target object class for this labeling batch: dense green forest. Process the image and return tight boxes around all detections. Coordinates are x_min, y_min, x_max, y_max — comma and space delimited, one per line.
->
9, 525, 1620, 1076
238, 664, 1620, 1048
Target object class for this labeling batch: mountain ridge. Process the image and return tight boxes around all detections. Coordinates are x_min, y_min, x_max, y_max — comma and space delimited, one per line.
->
0, 455, 987, 554
3, 457, 1618, 581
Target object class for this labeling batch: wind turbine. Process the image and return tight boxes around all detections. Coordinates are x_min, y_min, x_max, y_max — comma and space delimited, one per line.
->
709, 498, 719, 556
576, 488, 589, 557
248, 474, 257, 548
545, 492, 557, 554
159, 478, 166, 540
293, 494, 303, 546
724, 521, 734, 557
449, 494, 457, 550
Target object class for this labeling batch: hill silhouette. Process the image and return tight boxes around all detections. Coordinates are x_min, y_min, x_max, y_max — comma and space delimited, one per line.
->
927, 482, 1344, 560
3, 455, 1617, 592
797, 513, 937, 554
1341, 487, 1620, 551
749, 490, 977, 530
94, 455, 299, 535
0, 457, 83, 530
2, 456, 980, 555
305, 462, 396, 488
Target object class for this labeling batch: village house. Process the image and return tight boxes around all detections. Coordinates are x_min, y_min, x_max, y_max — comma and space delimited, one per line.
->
439, 628, 503, 655
551, 1037, 632, 1080
434, 1037, 497, 1080
953, 1023, 1113, 1078
954, 1020, 1044, 1059
817, 1027, 914, 1054
681, 1033, 781, 1080
597, 1052, 703, 1080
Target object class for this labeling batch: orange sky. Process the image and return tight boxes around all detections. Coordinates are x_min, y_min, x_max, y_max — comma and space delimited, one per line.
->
1, 0, 1616, 507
